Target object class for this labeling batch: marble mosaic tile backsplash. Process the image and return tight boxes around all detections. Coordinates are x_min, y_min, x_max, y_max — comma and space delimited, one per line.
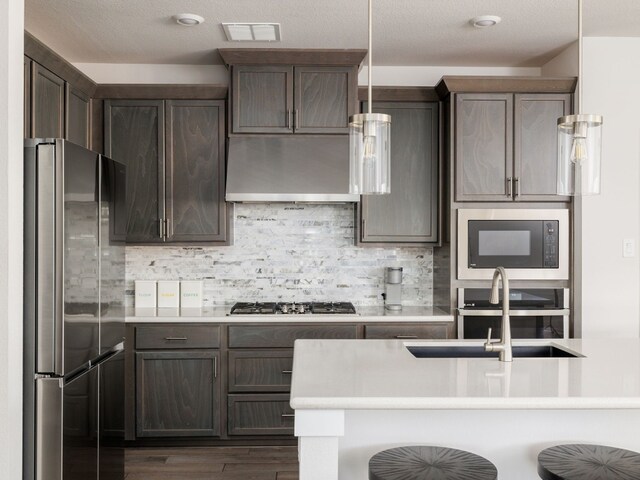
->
125, 204, 433, 307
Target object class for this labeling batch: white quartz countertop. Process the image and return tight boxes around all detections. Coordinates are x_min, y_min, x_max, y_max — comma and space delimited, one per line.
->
290, 338, 640, 410
125, 306, 453, 323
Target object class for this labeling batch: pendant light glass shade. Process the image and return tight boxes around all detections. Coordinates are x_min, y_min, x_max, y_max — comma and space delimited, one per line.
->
349, 0, 391, 195
349, 113, 391, 194
557, 114, 603, 195
556, 0, 603, 196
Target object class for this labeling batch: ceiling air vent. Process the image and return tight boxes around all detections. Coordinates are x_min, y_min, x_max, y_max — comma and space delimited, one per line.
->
222, 23, 281, 42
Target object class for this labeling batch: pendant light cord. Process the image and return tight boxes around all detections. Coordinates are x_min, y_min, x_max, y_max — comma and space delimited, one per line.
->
577, 0, 583, 114
368, 0, 372, 115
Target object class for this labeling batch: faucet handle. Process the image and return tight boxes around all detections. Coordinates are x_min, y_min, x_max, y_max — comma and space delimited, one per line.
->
486, 328, 493, 343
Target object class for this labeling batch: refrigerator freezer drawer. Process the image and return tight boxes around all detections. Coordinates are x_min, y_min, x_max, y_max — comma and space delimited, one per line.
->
36, 377, 62, 480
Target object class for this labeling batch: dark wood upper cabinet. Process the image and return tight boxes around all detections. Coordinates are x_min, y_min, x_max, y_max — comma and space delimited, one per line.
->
455, 93, 513, 202
232, 65, 293, 133
165, 100, 228, 242
104, 100, 165, 244
24, 56, 31, 137
104, 99, 230, 245
454, 92, 571, 202
136, 350, 220, 437
31, 62, 65, 139
358, 102, 440, 245
230, 65, 356, 134
514, 94, 571, 201
65, 84, 90, 148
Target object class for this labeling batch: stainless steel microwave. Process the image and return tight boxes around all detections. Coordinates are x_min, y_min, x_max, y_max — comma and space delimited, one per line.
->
457, 209, 569, 280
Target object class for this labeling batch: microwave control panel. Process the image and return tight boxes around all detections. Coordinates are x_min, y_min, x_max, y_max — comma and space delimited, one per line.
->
543, 221, 559, 268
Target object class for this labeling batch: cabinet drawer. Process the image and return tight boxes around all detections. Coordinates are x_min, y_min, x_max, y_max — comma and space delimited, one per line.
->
228, 325, 357, 348
228, 394, 294, 436
364, 323, 453, 340
228, 350, 294, 393
135, 325, 220, 349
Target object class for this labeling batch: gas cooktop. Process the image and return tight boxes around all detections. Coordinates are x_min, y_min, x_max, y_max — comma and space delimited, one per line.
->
229, 302, 357, 315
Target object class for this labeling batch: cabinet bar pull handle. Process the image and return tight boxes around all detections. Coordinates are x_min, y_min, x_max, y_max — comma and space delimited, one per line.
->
294, 109, 299, 130
506, 177, 513, 197
159, 219, 164, 238
282, 370, 293, 374
514, 177, 520, 198
281, 414, 295, 418
395, 335, 418, 339
164, 337, 187, 341
214, 356, 217, 379
165, 218, 171, 239
286, 109, 292, 130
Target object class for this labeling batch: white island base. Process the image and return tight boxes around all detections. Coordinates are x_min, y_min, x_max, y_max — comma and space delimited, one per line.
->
296, 408, 640, 480
291, 339, 640, 480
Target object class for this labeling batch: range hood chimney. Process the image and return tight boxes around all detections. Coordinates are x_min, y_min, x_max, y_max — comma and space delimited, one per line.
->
225, 136, 359, 203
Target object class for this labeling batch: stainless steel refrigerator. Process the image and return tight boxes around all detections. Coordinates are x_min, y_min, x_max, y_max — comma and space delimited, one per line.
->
23, 139, 127, 480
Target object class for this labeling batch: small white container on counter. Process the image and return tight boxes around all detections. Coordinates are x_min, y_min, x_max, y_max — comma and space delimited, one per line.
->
157, 281, 180, 308
135, 281, 157, 308
180, 281, 203, 308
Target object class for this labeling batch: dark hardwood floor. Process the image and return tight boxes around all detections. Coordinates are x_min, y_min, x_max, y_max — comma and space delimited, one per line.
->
125, 446, 299, 480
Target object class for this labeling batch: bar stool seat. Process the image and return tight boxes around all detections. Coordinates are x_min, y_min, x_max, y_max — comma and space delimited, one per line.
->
369, 445, 497, 480
538, 444, 640, 480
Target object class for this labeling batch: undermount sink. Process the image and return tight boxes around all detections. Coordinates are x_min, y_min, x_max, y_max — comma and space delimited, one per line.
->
407, 345, 582, 359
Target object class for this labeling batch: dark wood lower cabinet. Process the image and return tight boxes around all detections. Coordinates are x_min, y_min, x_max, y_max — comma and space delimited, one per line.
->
364, 323, 454, 340
228, 349, 294, 393
136, 350, 220, 437
228, 394, 294, 436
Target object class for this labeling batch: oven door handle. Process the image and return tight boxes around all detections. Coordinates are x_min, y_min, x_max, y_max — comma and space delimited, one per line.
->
457, 309, 570, 317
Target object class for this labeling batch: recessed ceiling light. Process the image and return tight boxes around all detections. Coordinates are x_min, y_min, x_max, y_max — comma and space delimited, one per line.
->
222, 23, 282, 42
470, 15, 502, 28
174, 14, 205, 27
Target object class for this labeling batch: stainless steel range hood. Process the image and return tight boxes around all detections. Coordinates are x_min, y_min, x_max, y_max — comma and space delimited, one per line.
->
225, 136, 359, 203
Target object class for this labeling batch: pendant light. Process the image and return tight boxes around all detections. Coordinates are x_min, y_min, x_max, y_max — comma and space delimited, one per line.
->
349, 0, 391, 195
557, 0, 603, 196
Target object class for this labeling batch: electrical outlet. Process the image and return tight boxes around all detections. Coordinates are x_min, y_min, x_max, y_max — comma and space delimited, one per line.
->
623, 239, 636, 258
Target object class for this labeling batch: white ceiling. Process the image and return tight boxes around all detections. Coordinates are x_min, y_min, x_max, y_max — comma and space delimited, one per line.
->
25, 0, 640, 67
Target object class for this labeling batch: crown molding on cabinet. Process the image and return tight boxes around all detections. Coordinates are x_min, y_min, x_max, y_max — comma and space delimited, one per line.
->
24, 31, 97, 97
218, 48, 368, 68
435, 76, 577, 98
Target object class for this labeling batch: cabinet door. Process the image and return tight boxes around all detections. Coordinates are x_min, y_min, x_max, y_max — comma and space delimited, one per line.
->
360, 102, 439, 244
165, 100, 228, 243
455, 93, 513, 202
514, 94, 572, 201
232, 65, 293, 133
228, 350, 294, 393
24, 56, 31, 137
136, 351, 220, 437
65, 84, 90, 148
294, 66, 355, 133
32, 63, 65, 138
104, 100, 165, 243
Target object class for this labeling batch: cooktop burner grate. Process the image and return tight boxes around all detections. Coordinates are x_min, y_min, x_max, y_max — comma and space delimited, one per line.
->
229, 301, 357, 315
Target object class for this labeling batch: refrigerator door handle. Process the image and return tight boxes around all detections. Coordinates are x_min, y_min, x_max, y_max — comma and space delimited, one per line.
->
36, 144, 63, 376
35, 377, 63, 480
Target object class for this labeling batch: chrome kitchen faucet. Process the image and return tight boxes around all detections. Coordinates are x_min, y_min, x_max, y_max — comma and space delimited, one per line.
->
484, 267, 513, 362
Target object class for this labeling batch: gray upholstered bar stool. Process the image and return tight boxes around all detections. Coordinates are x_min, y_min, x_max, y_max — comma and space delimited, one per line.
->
538, 444, 640, 480
369, 445, 498, 480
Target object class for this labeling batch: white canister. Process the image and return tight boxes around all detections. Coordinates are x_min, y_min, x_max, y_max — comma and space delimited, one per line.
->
157, 280, 180, 308
180, 281, 203, 308
135, 281, 157, 308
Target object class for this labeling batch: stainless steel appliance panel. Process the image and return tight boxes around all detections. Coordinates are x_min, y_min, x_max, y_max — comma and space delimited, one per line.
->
457, 209, 569, 280
35, 144, 63, 375
99, 351, 125, 480
63, 141, 101, 374
35, 377, 63, 480
99, 156, 126, 353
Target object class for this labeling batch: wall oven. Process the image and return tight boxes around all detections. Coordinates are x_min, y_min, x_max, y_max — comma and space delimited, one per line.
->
457, 209, 569, 280
457, 288, 569, 339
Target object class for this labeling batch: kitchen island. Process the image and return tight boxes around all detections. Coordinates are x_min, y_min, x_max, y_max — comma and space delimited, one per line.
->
290, 338, 640, 480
